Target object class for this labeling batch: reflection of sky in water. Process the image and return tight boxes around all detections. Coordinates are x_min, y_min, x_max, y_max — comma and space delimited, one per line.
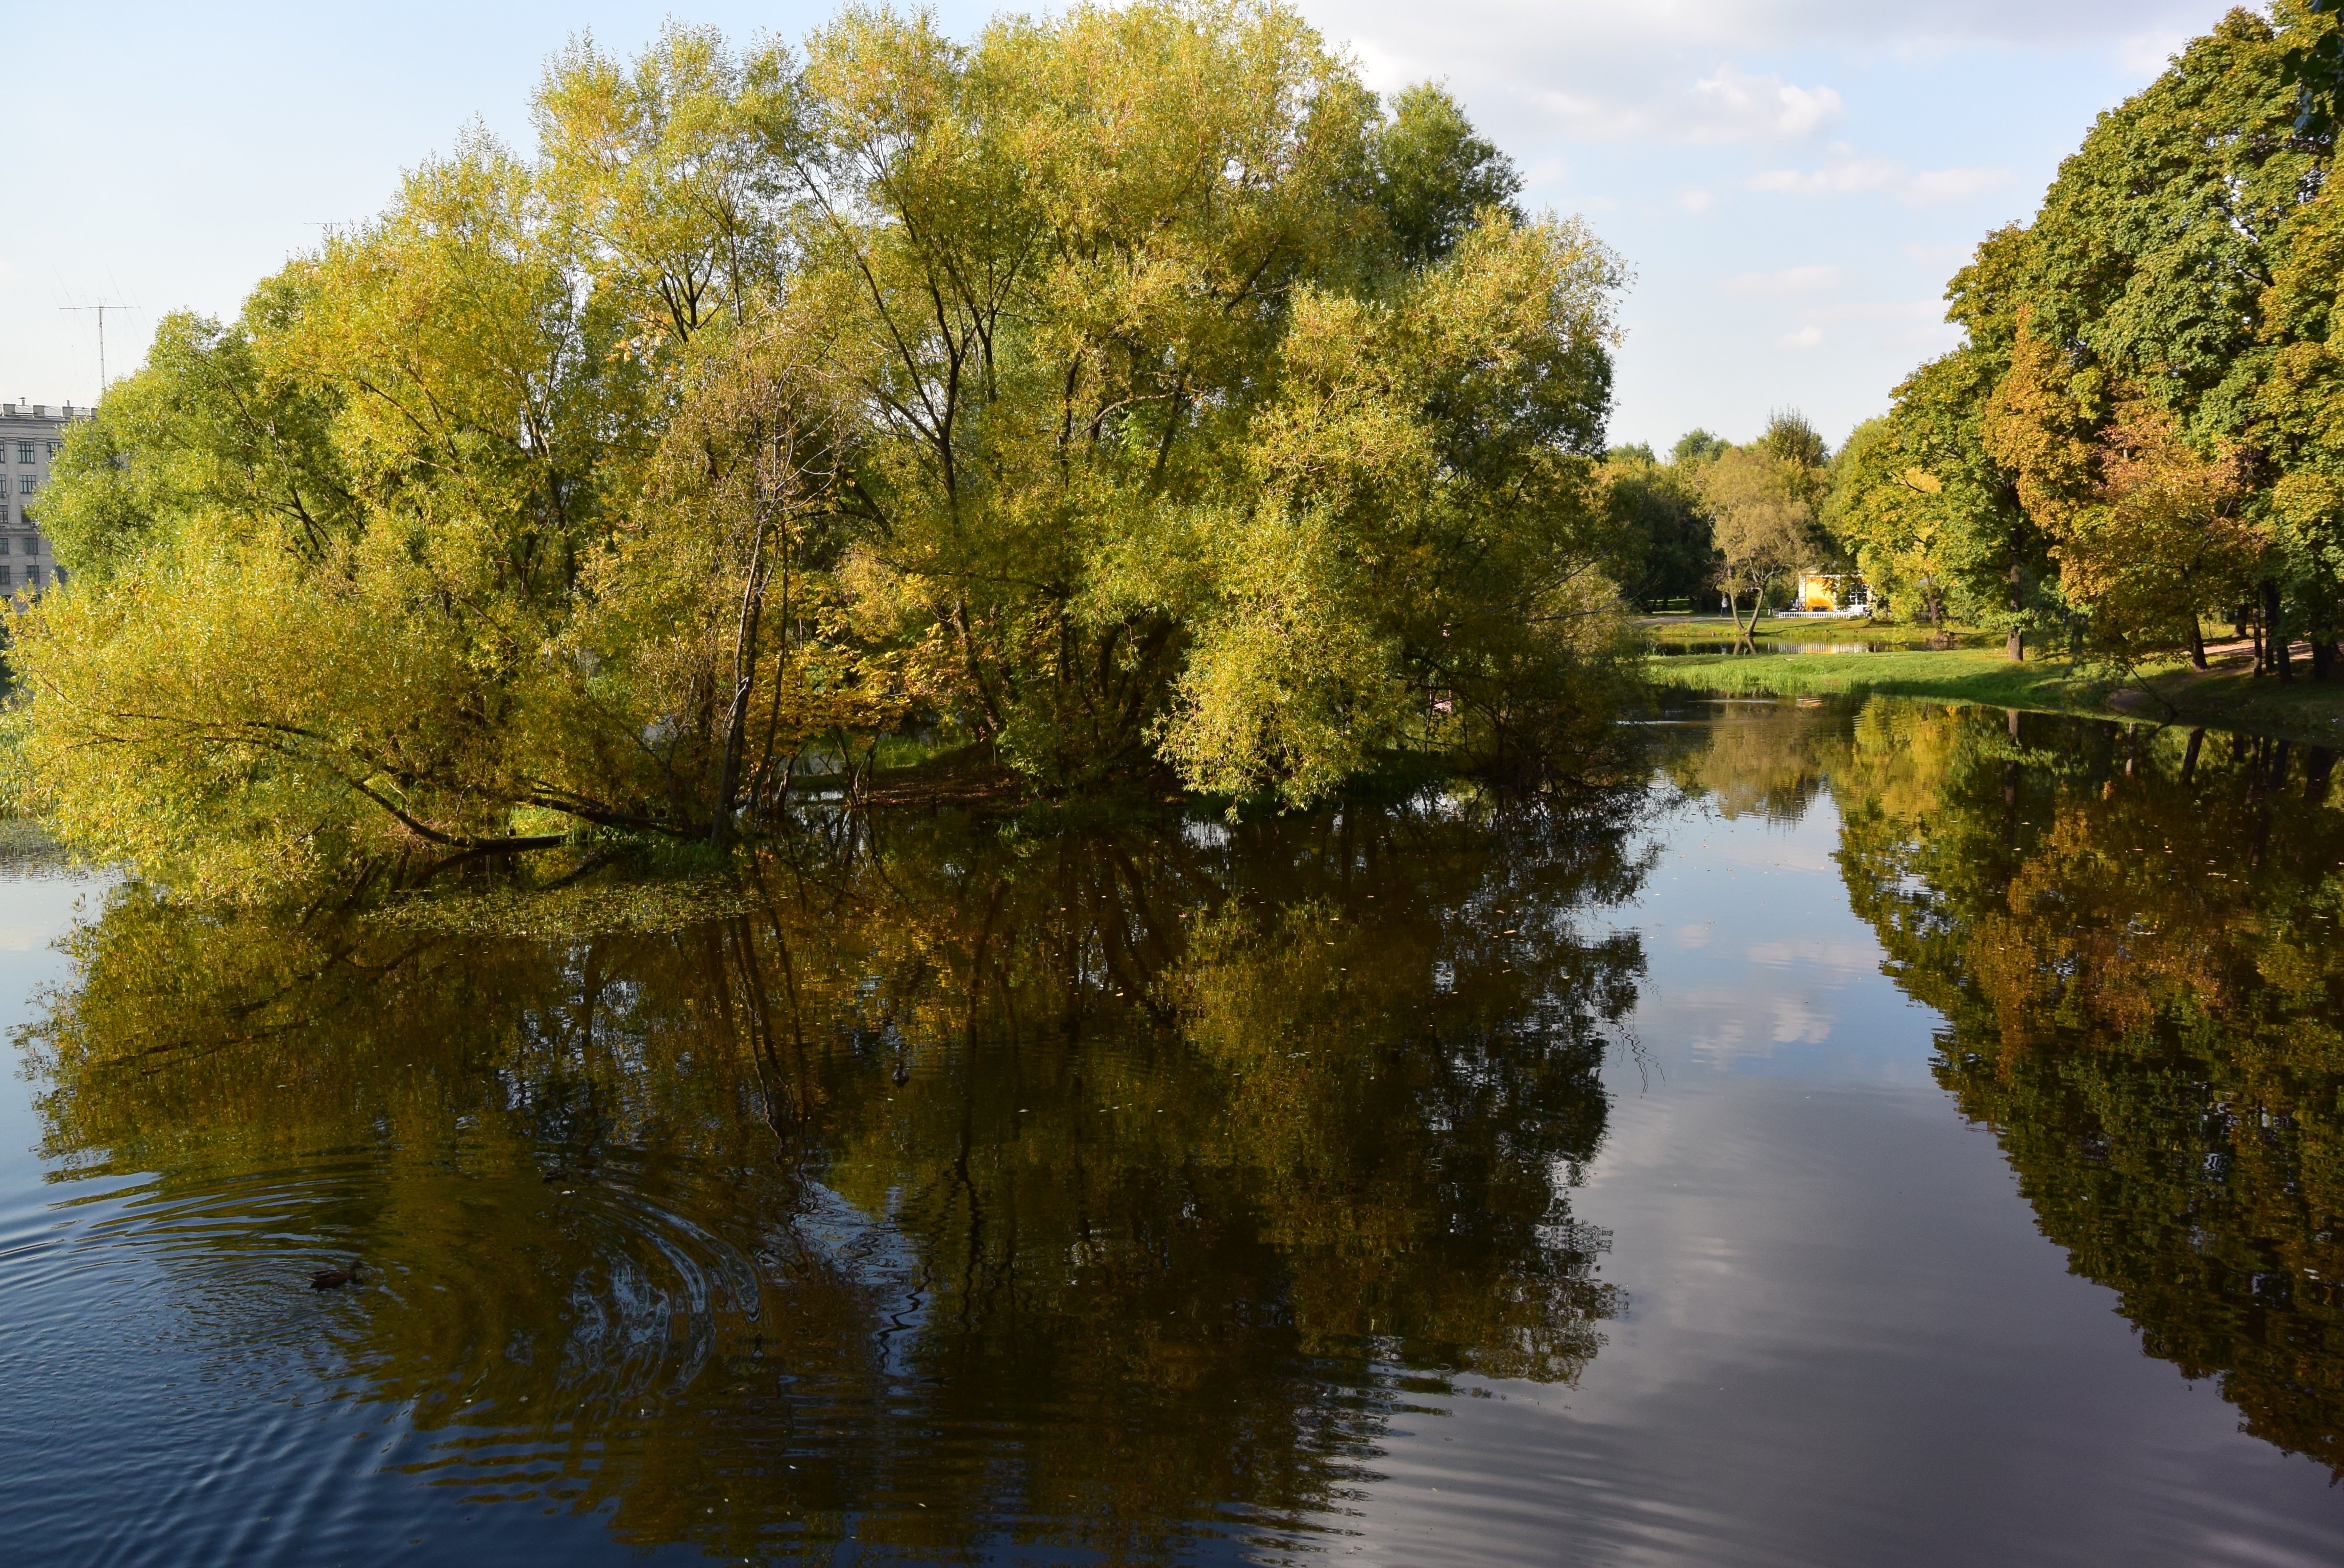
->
1329, 755, 2344, 1568
1608, 783, 1944, 1085
0, 880, 101, 1194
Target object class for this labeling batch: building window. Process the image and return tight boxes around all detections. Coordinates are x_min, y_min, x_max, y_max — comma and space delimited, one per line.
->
14, 443, 29, 463
1, 566, 14, 589
26, 535, 37, 555
52, 566, 64, 588
16, 477, 31, 495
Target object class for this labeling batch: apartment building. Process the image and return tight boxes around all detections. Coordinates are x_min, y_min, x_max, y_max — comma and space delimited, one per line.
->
0, 399, 85, 600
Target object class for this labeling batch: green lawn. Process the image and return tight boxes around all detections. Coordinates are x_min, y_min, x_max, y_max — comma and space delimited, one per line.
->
1637, 614, 1994, 650
1645, 647, 2344, 746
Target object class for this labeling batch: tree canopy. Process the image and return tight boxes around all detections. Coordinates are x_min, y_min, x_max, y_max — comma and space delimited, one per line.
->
7, 2, 1631, 896
1828, 1, 2344, 670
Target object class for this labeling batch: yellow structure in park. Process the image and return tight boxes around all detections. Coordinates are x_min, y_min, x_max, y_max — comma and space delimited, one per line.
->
1794, 573, 1863, 612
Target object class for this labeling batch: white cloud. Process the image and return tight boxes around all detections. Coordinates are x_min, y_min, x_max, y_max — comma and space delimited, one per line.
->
1524, 87, 1651, 140
1746, 937, 1877, 977
1751, 297, 1965, 353
1524, 156, 1567, 187
1751, 157, 1899, 197
1531, 62, 1847, 142
1307, 0, 2223, 170
1900, 166, 2012, 204
1690, 64, 1845, 141
1677, 188, 1716, 213
1671, 983, 1838, 1062
1751, 148, 2010, 207
1307, 2, 2227, 71
1721, 264, 1844, 297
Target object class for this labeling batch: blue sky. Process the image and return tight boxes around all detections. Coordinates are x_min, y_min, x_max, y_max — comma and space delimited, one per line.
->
4, 0, 2237, 450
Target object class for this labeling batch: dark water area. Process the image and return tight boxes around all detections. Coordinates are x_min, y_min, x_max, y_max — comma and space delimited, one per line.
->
3, 697, 2342, 1566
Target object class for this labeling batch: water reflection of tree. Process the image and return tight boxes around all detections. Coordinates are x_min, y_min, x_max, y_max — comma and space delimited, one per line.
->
1662, 699, 1838, 825
21, 788, 1651, 1562
1825, 703, 2344, 1474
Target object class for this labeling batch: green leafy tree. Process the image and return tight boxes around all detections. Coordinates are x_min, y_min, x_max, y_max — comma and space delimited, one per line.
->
1761, 407, 1828, 475
1369, 81, 1524, 268
1601, 447, 1714, 608
2251, 172, 2344, 672
1670, 428, 1728, 466
1825, 332, 2060, 654
1699, 446, 1813, 652
38, 290, 357, 582
10, 1, 1631, 895
1844, 4, 2343, 669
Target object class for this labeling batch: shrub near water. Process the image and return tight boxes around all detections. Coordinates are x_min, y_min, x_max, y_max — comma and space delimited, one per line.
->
7, 2, 1632, 896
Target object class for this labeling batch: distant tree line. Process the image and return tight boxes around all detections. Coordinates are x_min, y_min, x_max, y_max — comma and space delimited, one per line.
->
1600, 411, 1840, 652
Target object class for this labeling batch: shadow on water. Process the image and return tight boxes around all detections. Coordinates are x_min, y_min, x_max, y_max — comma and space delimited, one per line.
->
14, 785, 1657, 1564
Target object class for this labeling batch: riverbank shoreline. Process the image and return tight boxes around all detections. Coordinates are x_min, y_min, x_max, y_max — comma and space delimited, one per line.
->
1644, 646, 2344, 746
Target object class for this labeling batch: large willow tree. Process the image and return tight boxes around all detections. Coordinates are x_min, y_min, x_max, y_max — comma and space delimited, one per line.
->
8, 2, 1627, 896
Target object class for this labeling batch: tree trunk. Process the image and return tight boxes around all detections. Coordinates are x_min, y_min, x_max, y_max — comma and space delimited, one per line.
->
2263, 578, 2291, 682
2006, 556, 2024, 661
2187, 618, 2208, 670
2311, 640, 2339, 682
711, 520, 771, 850
748, 534, 795, 816
2180, 727, 2203, 785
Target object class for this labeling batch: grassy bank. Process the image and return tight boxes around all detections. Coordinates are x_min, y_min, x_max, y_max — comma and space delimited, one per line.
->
1638, 614, 1994, 650
1645, 648, 2344, 746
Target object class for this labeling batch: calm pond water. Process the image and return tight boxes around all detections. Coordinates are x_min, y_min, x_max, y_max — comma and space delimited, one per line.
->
2, 695, 2341, 1566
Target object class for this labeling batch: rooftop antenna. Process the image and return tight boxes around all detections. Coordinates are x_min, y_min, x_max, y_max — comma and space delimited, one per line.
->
61, 300, 141, 396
